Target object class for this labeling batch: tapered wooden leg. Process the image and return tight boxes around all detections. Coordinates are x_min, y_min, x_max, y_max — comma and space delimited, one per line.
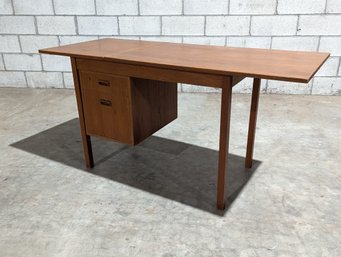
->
82, 134, 94, 168
245, 78, 261, 169
217, 77, 233, 210
71, 57, 94, 168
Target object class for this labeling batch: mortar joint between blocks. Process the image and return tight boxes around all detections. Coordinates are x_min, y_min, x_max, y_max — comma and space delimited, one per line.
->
74, 16, 79, 35
10, 0, 15, 15
295, 15, 300, 35
248, 16, 252, 36
51, 0, 56, 15
33, 16, 39, 34
275, 0, 279, 15
204, 16, 207, 36
324, 0, 328, 13
23, 71, 29, 88
94, 0, 97, 15
160, 16, 162, 36
117, 17, 121, 35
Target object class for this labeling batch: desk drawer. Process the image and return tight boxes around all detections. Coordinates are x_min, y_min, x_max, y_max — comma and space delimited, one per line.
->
79, 71, 134, 144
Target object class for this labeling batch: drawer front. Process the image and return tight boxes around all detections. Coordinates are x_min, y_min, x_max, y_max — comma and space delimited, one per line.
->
79, 71, 133, 144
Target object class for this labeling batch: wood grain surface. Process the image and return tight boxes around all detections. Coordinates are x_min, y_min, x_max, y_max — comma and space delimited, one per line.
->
40, 38, 329, 83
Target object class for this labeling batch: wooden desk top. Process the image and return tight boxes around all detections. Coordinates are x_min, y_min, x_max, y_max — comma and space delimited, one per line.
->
40, 38, 329, 83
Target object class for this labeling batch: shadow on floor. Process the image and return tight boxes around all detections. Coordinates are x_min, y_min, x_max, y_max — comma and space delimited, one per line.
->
11, 118, 261, 215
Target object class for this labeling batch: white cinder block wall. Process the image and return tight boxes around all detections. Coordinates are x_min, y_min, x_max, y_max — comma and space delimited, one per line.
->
0, 0, 340, 95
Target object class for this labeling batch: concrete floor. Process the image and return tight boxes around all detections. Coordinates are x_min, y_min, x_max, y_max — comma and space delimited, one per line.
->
0, 88, 340, 257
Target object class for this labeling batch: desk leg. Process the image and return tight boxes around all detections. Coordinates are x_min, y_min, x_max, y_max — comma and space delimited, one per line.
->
217, 77, 233, 210
245, 78, 261, 168
71, 57, 94, 168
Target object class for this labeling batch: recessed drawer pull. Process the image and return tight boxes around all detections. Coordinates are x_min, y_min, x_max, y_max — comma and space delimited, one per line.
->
98, 80, 110, 86
99, 99, 112, 106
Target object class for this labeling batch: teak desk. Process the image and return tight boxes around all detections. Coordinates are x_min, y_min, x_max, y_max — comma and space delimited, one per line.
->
40, 39, 329, 210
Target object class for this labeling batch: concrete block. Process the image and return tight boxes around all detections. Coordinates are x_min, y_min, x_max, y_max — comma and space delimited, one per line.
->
267, 80, 312, 95
184, 0, 228, 15
96, 0, 138, 15
162, 16, 204, 36
251, 16, 298, 36
312, 77, 341, 95
59, 36, 98, 45
298, 15, 341, 35
230, 0, 276, 14
0, 0, 13, 14
120, 17, 160, 35
277, 0, 325, 14
0, 71, 27, 87
63, 72, 74, 89
326, 0, 341, 13
315, 57, 339, 76
37, 16, 76, 35
206, 16, 250, 36
110, 36, 140, 40
3, 54, 42, 71
140, 37, 182, 43
140, 0, 182, 15
54, 0, 95, 15
182, 84, 221, 93
78, 17, 118, 35
20, 36, 59, 54
0, 36, 21, 53
183, 37, 225, 46
26, 72, 64, 88
271, 37, 319, 51
226, 36, 271, 48
0, 16, 35, 34
233, 78, 267, 93
319, 37, 341, 56
41, 55, 71, 72
13, 0, 53, 14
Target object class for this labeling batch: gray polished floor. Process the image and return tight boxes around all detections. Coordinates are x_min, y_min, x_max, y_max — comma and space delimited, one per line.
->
0, 88, 340, 257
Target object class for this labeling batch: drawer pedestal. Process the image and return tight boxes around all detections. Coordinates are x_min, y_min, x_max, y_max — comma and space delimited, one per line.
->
77, 60, 177, 145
